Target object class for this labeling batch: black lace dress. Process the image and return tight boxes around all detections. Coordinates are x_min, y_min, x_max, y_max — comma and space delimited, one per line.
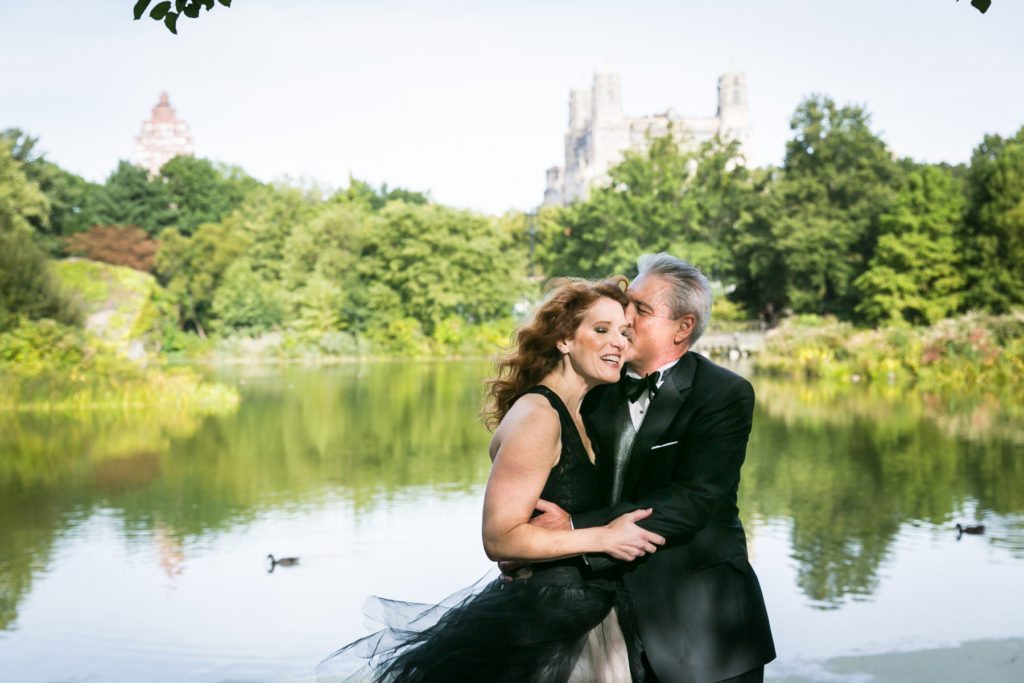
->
317, 386, 643, 683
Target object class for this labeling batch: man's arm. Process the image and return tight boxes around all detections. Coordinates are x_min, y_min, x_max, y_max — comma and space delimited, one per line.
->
572, 379, 754, 571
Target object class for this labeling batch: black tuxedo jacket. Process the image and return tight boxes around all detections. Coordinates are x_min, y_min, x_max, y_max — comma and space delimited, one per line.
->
574, 352, 775, 683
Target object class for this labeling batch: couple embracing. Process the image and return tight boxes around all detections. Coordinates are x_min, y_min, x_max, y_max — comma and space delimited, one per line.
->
321, 253, 775, 682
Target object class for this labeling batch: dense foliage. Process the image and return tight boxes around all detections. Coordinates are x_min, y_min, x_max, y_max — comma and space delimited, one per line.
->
3, 93, 1023, 361
149, 182, 526, 353
0, 141, 81, 333
0, 317, 238, 411
756, 312, 1024, 391
542, 95, 1024, 329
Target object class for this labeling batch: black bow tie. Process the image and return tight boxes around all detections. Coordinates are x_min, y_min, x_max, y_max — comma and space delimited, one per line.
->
622, 371, 661, 403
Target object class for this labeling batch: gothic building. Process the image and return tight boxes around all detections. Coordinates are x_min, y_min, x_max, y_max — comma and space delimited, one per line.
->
544, 72, 749, 206
133, 92, 194, 176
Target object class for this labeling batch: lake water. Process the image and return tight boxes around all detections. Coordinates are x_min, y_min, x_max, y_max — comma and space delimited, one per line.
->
1, 360, 1022, 682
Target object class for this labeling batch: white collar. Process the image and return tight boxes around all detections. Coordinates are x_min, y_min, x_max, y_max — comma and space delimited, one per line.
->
625, 358, 681, 388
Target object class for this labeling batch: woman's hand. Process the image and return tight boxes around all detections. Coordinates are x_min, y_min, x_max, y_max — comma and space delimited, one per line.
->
602, 508, 665, 561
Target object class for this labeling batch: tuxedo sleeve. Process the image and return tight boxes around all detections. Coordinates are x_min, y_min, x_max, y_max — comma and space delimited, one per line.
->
573, 379, 754, 572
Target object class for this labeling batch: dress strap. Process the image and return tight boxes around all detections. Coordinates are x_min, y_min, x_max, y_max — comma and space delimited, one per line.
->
521, 386, 590, 462
521, 385, 572, 420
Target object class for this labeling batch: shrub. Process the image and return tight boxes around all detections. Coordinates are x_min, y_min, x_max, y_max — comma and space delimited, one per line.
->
756, 311, 1024, 390
63, 225, 159, 272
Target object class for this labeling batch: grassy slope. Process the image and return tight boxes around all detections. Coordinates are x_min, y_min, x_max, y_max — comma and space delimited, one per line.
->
51, 259, 161, 350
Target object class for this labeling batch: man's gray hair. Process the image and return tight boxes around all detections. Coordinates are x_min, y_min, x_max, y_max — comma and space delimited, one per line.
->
636, 253, 713, 343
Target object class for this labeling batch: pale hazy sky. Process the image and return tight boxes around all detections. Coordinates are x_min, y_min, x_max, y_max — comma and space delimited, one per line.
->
1, 0, 1022, 214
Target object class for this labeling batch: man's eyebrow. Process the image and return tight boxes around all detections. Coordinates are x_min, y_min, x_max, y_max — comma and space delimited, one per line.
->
631, 298, 652, 310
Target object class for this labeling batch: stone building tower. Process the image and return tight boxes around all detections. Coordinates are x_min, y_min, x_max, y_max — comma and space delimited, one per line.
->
544, 72, 750, 206
544, 167, 564, 206
717, 72, 749, 152
133, 92, 194, 176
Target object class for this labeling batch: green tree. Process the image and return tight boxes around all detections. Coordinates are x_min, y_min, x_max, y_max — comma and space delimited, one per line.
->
221, 185, 318, 282
1, 129, 101, 251
544, 133, 753, 280
854, 164, 966, 325
716, 168, 783, 318
159, 156, 260, 236
211, 259, 284, 334
332, 177, 430, 212
93, 161, 173, 236
356, 202, 525, 335
0, 141, 79, 331
959, 127, 1024, 312
154, 223, 248, 337
281, 202, 369, 332
0, 140, 49, 237
732, 96, 902, 318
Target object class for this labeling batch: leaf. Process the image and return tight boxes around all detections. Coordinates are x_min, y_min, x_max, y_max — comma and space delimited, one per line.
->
133, 0, 153, 20
218, 0, 231, 6
201, 0, 214, 10
184, 2, 201, 18
959, 0, 992, 13
164, 11, 179, 34
149, 1, 172, 20
176, 0, 187, 12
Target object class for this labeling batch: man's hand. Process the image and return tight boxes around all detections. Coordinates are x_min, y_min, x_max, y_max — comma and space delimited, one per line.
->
529, 499, 572, 530
498, 559, 531, 584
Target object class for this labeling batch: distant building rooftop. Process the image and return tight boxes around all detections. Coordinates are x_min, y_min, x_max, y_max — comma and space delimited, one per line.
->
133, 92, 194, 176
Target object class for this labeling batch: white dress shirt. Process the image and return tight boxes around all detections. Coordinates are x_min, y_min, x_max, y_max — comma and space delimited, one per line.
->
626, 359, 680, 430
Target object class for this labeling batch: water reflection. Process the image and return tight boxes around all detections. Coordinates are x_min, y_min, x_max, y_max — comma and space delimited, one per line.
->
0, 362, 494, 633
744, 377, 1024, 607
1, 362, 1022, 680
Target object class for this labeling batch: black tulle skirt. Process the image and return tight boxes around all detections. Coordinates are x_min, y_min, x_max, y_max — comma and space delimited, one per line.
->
318, 564, 643, 683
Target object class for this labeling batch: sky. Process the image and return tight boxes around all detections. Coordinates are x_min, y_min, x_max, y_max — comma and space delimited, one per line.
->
1, 0, 1022, 215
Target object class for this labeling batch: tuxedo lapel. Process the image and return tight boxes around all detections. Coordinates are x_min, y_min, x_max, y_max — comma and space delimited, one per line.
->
622, 352, 698, 496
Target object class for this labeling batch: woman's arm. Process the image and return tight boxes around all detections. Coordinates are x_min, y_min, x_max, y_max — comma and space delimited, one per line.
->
482, 396, 663, 562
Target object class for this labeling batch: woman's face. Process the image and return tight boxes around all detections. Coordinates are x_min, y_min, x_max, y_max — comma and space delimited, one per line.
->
562, 296, 630, 385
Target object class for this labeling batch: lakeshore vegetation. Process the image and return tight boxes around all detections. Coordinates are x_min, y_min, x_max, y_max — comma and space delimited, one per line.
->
2, 94, 1023, 407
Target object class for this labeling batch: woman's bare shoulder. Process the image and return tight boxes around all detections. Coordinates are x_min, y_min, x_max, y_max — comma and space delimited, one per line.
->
489, 393, 561, 459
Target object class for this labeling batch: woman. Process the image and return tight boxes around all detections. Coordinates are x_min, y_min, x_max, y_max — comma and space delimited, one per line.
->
319, 277, 664, 683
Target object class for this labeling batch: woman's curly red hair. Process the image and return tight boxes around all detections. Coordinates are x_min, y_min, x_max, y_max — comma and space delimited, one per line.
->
482, 276, 629, 430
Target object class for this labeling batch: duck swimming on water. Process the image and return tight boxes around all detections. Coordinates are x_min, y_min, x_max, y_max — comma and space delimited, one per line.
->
955, 523, 985, 539
266, 554, 300, 572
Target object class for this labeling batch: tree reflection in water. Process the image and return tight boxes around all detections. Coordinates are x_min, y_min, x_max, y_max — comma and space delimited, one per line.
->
1, 362, 1022, 628
743, 377, 1024, 607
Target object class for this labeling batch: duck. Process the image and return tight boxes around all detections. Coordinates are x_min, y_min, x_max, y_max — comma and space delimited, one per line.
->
266, 553, 300, 572
955, 523, 985, 539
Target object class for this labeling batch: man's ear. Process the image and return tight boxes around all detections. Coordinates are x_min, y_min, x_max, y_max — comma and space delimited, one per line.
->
673, 315, 696, 346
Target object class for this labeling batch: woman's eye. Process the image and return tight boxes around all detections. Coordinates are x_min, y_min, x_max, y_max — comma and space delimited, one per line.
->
595, 327, 608, 333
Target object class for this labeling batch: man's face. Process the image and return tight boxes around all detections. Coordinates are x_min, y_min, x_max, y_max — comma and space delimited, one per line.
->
626, 275, 693, 367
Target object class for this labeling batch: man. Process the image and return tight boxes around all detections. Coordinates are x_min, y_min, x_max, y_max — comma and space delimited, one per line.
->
526, 253, 775, 682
